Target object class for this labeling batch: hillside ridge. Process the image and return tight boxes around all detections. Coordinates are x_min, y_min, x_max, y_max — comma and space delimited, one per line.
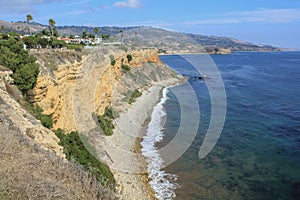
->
0, 20, 283, 52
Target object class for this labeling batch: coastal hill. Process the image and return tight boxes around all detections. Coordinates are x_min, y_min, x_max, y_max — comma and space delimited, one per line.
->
0, 20, 283, 53
0, 41, 180, 199
185, 33, 283, 52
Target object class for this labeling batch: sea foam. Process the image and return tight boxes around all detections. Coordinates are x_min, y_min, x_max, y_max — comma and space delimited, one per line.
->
141, 87, 178, 200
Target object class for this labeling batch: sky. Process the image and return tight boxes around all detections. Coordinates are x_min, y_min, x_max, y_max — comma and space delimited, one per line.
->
0, 0, 300, 48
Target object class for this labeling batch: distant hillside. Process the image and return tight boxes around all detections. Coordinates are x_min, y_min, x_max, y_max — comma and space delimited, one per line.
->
56, 25, 138, 36
0, 20, 283, 52
185, 33, 282, 52
0, 20, 137, 36
121, 26, 214, 54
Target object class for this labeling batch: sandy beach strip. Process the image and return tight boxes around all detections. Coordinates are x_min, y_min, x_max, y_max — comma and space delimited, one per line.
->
99, 77, 182, 200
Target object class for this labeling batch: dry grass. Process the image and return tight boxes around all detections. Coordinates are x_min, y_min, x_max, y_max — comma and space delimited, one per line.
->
0, 114, 117, 200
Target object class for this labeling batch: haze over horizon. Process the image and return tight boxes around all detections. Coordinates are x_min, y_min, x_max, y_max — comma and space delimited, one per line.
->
0, 0, 300, 49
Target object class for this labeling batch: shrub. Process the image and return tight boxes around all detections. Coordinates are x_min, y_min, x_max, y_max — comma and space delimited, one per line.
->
126, 54, 132, 63
67, 44, 83, 52
97, 115, 114, 136
26, 103, 53, 129
125, 89, 142, 104
104, 107, 120, 119
121, 64, 131, 72
109, 55, 116, 66
96, 107, 119, 136
0, 37, 40, 93
55, 129, 115, 187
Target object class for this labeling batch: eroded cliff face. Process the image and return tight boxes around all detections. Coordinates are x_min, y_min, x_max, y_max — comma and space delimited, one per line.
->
28, 47, 171, 132
0, 71, 64, 157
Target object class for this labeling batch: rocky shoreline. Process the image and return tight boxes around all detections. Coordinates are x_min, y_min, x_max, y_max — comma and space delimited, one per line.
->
99, 78, 183, 200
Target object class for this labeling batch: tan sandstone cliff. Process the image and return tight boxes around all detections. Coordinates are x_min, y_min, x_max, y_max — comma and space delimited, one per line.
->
28, 47, 171, 132
0, 67, 64, 157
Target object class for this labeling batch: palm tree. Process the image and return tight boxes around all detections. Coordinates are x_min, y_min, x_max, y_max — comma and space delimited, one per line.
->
26, 14, 33, 35
48, 18, 56, 37
94, 27, 99, 38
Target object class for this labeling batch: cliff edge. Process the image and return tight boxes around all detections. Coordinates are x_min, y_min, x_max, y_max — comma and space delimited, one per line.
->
28, 47, 179, 132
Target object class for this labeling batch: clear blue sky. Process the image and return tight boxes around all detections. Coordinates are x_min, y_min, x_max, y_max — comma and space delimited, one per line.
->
0, 0, 300, 48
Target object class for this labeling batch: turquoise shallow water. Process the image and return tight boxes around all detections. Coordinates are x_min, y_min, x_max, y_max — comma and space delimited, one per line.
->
156, 52, 300, 200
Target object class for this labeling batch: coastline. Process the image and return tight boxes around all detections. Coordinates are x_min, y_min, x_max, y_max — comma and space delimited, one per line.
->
100, 77, 183, 200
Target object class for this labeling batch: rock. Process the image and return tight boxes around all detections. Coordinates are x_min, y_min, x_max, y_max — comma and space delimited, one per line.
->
0, 78, 64, 157
28, 47, 176, 132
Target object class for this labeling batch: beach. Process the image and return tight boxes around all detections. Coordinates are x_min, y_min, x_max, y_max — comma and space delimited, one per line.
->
99, 77, 183, 200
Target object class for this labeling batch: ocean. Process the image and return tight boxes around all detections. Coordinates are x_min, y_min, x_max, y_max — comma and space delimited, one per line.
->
141, 52, 300, 200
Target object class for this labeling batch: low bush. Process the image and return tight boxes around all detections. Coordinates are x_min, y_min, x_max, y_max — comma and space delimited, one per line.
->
109, 55, 116, 66
121, 64, 131, 72
104, 107, 120, 119
125, 89, 142, 104
67, 44, 83, 52
55, 129, 116, 187
126, 54, 132, 63
97, 115, 114, 136
26, 103, 53, 129
96, 107, 119, 136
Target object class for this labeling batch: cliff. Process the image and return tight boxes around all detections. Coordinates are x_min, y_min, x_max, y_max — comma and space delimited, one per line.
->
0, 67, 63, 157
0, 47, 180, 199
28, 47, 178, 132
0, 89, 115, 199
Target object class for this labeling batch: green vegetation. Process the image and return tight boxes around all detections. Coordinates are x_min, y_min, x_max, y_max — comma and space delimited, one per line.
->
82, 31, 95, 39
0, 35, 54, 128
26, 103, 53, 129
121, 64, 131, 72
109, 55, 116, 66
55, 129, 115, 187
48, 18, 56, 37
104, 106, 120, 119
125, 89, 142, 104
97, 115, 114, 136
0, 36, 39, 93
26, 14, 33, 35
96, 107, 119, 136
126, 54, 132, 63
22, 36, 67, 49
67, 44, 83, 51
94, 27, 99, 38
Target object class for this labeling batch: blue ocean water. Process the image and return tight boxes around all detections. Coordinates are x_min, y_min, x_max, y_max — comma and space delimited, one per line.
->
152, 52, 300, 200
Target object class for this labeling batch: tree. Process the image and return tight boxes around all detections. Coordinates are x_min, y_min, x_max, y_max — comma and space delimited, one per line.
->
101, 34, 110, 41
22, 36, 37, 49
88, 33, 95, 39
41, 29, 50, 36
49, 37, 66, 49
82, 31, 88, 39
26, 14, 33, 35
12, 63, 39, 92
94, 27, 99, 38
0, 37, 40, 93
48, 18, 56, 37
